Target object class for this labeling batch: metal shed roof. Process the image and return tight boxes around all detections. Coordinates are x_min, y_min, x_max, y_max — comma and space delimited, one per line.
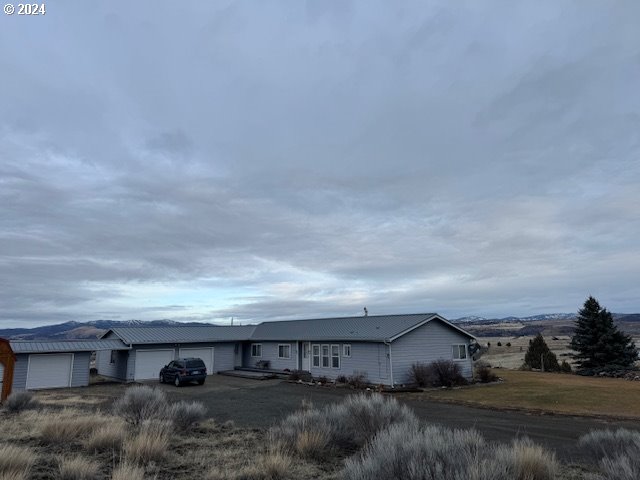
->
10, 339, 130, 354
104, 325, 257, 344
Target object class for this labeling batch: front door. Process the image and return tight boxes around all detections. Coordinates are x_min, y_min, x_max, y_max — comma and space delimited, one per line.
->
302, 342, 311, 371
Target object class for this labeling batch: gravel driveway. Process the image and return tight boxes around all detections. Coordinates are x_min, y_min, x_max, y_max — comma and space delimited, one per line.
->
87, 374, 640, 463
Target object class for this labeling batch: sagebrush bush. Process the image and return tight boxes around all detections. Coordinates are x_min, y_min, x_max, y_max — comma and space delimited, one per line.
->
0, 445, 37, 479
236, 446, 293, 480
410, 360, 468, 387
58, 456, 100, 480
3, 391, 39, 414
342, 425, 557, 480
270, 393, 416, 456
85, 421, 127, 452
111, 462, 145, 480
113, 385, 168, 425
170, 400, 207, 431
578, 429, 640, 480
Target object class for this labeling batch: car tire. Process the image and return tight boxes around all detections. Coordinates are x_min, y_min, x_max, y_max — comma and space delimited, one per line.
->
197, 379, 205, 385
159, 374, 165, 384
174, 376, 181, 387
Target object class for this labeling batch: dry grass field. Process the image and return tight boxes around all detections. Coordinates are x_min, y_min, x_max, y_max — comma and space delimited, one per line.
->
477, 335, 574, 369
418, 369, 640, 419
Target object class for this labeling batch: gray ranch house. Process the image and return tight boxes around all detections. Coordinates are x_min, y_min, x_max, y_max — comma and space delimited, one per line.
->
97, 313, 476, 387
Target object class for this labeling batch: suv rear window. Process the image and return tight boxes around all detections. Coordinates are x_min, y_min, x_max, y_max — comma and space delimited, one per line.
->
186, 359, 206, 368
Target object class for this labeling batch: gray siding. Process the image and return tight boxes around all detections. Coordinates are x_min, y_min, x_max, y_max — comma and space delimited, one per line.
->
71, 352, 91, 387
124, 342, 237, 381
96, 350, 128, 380
12, 352, 91, 390
391, 320, 473, 385
243, 341, 299, 370
12, 354, 29, 391
307, 342, 391, 385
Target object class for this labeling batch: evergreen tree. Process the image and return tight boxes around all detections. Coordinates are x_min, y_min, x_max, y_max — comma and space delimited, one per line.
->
570, 296, 638, 372
524, 333, 559, 371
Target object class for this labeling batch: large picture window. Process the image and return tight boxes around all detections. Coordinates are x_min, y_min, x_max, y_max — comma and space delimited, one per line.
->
312, 345, 320, 367
251, 344, 262, 357
278, 344, 291, 359
452, 344, 467, 360
321, 345, 330, 368
331, 345, 340, 368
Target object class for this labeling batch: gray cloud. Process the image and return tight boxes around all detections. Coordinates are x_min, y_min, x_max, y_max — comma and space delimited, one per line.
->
1, 1, 639, 327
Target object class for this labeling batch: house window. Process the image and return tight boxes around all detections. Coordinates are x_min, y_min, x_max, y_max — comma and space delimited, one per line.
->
342, 344, 351, 358
303, 343, 309, 359
251, 344, 262, 357
321, 345, 330, 368
331, 345, 340, 368
452, 344, 467, 360
278, 344, 291, 359
109, 350, 117, 364
312, 345, 320, 367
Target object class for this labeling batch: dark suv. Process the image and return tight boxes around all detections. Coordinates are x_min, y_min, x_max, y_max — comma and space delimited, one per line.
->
159, 358, 207, 386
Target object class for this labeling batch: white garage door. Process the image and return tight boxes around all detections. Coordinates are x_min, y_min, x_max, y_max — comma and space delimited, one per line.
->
26, 354, 73, 390
135, 349, 175, 380
179, 347, 214, 375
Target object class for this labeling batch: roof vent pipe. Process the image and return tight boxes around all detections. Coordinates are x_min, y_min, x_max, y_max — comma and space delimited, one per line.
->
364, 307, 368, 317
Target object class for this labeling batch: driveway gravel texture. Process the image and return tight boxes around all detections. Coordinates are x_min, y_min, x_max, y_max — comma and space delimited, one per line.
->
83, 375, 640, 464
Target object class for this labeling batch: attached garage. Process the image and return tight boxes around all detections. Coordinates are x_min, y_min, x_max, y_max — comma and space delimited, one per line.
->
26, 353, 73, 389
134, 349, 175, 380
178, 347, 214, 375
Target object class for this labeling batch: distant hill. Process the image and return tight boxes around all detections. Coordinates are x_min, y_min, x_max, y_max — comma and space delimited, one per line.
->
453, 313, 640, 338
0, 319, 224, 340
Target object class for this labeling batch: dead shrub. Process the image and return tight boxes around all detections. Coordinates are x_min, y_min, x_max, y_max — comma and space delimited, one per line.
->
58, 456, 100, 480
85, 421, 127, 452
475, 363, 498, 383
347, 371, 368, 389
236, 447, 293, 480
0, 445, 37, 479
294, 430, 330, 459
578, 429, 640, 480
113, 385, 168, 425
170, 400, 206, 431
492, 437, 558, 480
111, 462, 145, 480
410, 360, 468, 388
124, 420, 170, 464
3, 392, 39, 414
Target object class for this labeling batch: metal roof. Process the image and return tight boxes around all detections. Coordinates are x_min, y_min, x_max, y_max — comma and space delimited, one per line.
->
10, 339, 130, 354
250, 313, 447, 342
104, 325, 257, 344
103, 313, 475, 345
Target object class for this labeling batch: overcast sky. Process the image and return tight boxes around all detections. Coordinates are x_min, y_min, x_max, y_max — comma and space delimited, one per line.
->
1, 1, 639, 328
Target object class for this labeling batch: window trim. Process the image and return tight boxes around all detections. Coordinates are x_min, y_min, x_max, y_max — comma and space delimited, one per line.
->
331, 344, 340, 369
452, 344, 467, 360
251, 343, 262, 358
321, 344, 330, 368
342, 344, 351, 358
278, 344, 291, 359
312, 344, 320, 368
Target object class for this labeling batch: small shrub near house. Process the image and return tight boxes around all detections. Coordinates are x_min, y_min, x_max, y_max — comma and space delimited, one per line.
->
113, 385, 168, 425
346, 371, 368, 389
475, 362, 498, 383
3, 391, 39, 413
410, 360, 468, 387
